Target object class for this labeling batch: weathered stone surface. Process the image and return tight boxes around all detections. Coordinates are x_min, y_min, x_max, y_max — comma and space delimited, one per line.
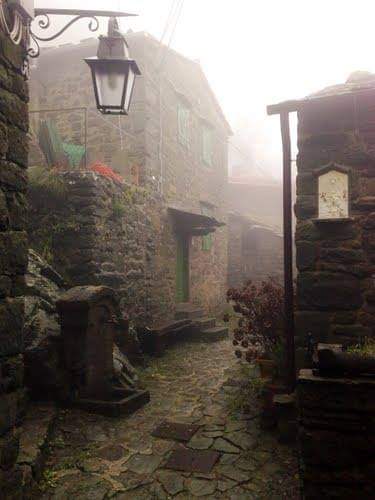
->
0, 297, 24, 357
212, 438, 240, 454
298, 272, 362, 310
216, 464, 250, 483
127, 454, 163, 474
187, 435, 214, 450
27, 339, 299, 498
185, 478, 216, 496
296, 241, 317, 270
0, 231, 28, 276
157, 470, 184, 496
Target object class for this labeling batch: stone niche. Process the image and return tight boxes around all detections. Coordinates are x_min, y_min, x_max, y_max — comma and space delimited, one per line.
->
57, 286, 150, 416
316, 163, 350, 220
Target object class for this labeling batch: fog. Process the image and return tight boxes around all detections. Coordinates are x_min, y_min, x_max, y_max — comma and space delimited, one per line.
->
35, 0, 375, 179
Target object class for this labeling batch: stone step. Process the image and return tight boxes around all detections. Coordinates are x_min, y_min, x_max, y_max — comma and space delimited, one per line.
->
194, 317, 216, 330
199, 326, 229, 343
175, 303, 205, 320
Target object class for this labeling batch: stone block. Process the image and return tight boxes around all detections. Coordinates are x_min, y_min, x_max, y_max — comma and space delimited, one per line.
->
295, 221, 320, 242
0, 88, 28, 132
2, 356, 24, 393
6, 192, 27, 230
0, 161, 27, 192
296, 173, 316, 196
297, 272, 362, 310
0, 298, 24, 357
332, 311, 357, 325
362, 212, 375, 229
331, 324, 371, 340
0, 231, 28, 276
0, 120, 8, 156
0, 188, 9, 230
294, 195, 316, 219
6, 126, 27, 167
0, 276, 12, 298
0, 430, 20, 471
0, 392, 18, 436
320, 247, 366, 264
296, 241, 317, 271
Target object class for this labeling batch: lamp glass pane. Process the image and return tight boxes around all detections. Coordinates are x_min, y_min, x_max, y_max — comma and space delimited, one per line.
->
94, 61, 128, 109
124, 68, 135, 112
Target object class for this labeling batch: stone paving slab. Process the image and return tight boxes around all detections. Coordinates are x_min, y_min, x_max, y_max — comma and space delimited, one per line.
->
33, 339, 300, 499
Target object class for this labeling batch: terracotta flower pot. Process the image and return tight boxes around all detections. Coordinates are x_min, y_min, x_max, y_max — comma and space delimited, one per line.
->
257, 358, 276, 379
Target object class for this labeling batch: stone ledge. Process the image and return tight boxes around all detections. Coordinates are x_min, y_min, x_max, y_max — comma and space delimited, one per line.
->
17, 403, 58, 481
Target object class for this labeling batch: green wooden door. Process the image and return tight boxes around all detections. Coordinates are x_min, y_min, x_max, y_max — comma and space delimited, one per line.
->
176, 235, 189, 303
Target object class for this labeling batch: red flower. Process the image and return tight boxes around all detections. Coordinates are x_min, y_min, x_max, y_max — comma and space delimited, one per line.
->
89, 162, 124, 183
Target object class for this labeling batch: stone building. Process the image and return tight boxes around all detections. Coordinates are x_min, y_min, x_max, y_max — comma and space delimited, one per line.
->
228, 213, 283, 287
293, 72, 375, 362
29, 32, 231, 326
0, 24, 29, 495
227, 174, 283, 286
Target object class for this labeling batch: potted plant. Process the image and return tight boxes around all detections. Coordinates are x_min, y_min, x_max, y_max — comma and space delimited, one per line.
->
227, 277, 285, 382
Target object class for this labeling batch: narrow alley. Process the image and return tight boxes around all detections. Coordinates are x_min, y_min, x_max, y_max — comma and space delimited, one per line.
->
34, 338, 299, 499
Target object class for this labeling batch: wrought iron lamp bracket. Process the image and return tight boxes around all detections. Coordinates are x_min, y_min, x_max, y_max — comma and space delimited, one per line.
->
0, 4, 136, 78
28, 13, 101, 59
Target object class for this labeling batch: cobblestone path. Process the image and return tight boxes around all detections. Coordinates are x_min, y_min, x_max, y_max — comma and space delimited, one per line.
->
36, 339, 300, 499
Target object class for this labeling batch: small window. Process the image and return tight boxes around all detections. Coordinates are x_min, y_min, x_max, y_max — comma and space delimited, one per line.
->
202, 233, 213, 251
202, 126, 213, 166
178, 103, 190, 147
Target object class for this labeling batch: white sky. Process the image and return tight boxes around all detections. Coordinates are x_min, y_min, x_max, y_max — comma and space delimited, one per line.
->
34, 0, 375, 178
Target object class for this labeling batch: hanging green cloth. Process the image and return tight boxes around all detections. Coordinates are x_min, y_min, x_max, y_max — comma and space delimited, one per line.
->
62, 143, 86, 169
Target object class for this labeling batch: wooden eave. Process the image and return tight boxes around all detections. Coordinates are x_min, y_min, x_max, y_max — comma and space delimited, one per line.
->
267, 86, 375, 116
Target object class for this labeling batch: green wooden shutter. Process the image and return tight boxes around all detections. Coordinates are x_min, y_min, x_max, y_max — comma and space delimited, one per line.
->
202, 126, 213, 166
178, 104, 190, 147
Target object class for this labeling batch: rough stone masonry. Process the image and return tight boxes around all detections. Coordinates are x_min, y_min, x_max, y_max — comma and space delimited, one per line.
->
295, 73, 375, 367
0, 28, 29, 494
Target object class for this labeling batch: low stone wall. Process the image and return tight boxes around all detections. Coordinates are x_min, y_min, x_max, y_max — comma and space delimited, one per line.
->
29, 170, 167, 326
298, 369, 375, 499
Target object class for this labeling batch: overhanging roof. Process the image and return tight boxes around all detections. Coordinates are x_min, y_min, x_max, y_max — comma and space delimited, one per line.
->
168, 207, 225, 236
267, 81, 375, 115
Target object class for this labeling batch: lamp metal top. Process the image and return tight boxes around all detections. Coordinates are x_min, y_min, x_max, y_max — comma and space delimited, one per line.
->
34, 9, 137, 18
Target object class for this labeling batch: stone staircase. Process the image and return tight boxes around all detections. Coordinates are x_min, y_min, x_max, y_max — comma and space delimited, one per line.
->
142, 303, 228, 356
176, 303, 229, 343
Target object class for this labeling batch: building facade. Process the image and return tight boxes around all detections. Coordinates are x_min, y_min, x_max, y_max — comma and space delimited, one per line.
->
29, 32, 231, 326
228, 213, 283, 287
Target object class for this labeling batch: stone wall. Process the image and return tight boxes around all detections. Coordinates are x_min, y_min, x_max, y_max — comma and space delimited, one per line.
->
228, 214, 283, 287
298, 369, 375, 499
28, 170, 170, 327
295, 86, 375, 365
0, 27, 29, 494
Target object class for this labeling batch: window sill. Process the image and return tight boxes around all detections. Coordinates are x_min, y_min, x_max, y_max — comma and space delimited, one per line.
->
312, 217, 355, 224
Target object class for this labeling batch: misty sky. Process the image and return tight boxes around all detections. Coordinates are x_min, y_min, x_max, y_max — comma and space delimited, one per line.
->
34, 0, 375, 178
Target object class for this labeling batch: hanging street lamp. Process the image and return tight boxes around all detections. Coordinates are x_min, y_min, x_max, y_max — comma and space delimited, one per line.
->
85, 18, 141, 116
0, 3, 139, 114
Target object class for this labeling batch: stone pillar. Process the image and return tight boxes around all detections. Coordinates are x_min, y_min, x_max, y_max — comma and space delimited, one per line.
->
298, 369, 375, 499
295, 76, 375, 366
0, 27, 29, 494
57, 286, 118, 400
